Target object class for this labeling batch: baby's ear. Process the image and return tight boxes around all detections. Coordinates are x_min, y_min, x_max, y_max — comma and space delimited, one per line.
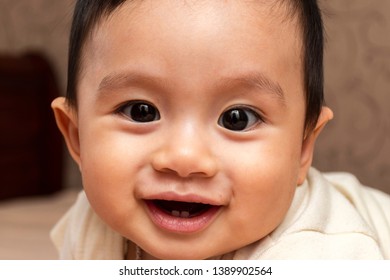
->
51, 97, 81, 168
297, 106, 333, 185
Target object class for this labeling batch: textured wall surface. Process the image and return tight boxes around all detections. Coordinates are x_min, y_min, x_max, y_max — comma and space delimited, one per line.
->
0, 0, 389, 194
314, 0, 390, 194
0, 0, 73, 91
0, 0, 79, 189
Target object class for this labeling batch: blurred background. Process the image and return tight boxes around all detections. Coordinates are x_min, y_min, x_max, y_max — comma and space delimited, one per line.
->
0, 0, 389, 259
314, 0, 390, 196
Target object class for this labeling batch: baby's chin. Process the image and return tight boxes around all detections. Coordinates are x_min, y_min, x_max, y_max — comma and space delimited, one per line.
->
142, 249, 219, 260
131, 227, 272, 259
137, 241, 231, 260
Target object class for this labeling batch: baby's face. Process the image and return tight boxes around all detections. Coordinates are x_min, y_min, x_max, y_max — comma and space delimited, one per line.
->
76, 0, 306, 259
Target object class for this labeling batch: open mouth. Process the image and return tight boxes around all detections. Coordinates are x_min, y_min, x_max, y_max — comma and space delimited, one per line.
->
149, 200, 213, 218
144, 199, 221, 233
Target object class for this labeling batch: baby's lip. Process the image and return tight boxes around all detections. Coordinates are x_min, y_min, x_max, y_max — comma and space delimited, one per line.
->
143, 193, 223, 233
142, 191, 224, 206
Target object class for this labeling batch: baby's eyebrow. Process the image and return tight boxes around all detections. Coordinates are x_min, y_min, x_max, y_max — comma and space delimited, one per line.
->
98, 71, 167, 93
97, 70, 286, 106
218, 72, 286, 106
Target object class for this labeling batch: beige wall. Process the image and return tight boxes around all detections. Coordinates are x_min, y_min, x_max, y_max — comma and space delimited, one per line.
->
1, 0, 389, 194
0, 0, 80, 189
315, 0, 390, 194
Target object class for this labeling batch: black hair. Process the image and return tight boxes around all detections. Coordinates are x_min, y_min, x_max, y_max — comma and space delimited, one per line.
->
298, 0, 325, 133
66, 0, 324, 133
66, 0, 127, 109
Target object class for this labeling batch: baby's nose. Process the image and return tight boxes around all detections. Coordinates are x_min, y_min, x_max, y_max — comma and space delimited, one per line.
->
151, 125, 218, 178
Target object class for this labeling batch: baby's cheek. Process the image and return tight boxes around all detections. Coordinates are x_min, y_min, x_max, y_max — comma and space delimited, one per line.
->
233, 173, 295, 234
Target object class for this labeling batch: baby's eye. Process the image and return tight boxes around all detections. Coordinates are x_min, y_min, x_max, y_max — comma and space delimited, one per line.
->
218, 107, 262, 131
119, 101, 160, 122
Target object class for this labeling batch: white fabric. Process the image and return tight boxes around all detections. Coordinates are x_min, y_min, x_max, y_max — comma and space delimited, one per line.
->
50, 168, 390, 259
50, 191, 125, 259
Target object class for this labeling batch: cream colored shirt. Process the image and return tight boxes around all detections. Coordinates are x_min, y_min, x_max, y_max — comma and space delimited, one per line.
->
51, 168, 390, 259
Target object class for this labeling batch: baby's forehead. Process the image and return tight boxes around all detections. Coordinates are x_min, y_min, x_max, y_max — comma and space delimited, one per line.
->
79, 0, 304, 105
86, 0, 303, 59
92, 0, 301, 35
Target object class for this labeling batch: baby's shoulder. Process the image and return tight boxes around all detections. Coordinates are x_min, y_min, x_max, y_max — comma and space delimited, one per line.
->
323, 170, 390, 259
234, 169, 390, 259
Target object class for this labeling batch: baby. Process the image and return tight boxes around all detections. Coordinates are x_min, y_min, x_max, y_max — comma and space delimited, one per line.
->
51, 0, 390, 259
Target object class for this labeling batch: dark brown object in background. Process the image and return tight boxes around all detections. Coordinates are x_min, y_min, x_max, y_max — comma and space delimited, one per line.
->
0, 52, 63, 200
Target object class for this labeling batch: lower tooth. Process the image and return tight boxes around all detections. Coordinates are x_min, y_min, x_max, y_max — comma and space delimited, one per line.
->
172, 210, 180, 217
181, 211, 190, 218
171, 210, 190, 218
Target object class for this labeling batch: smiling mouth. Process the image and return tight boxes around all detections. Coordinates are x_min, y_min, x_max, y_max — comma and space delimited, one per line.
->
150, 200, 213, 218
145, 199, 221, 233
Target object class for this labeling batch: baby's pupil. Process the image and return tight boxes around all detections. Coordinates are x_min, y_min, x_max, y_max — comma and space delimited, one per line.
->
131, 103, 157, 122
223, 109, 248, 131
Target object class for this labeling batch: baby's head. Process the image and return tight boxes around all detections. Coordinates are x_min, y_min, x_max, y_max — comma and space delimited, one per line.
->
52, 0, 333, 259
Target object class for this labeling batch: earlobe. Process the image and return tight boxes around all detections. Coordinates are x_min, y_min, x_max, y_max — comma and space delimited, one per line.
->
51, 97, 82, 167
297, 107, 334, 185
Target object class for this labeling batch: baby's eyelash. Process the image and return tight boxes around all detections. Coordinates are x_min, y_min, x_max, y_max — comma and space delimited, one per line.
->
115, 100, 161, 123
218, 105, 265, 132
113, 101, 265, 131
